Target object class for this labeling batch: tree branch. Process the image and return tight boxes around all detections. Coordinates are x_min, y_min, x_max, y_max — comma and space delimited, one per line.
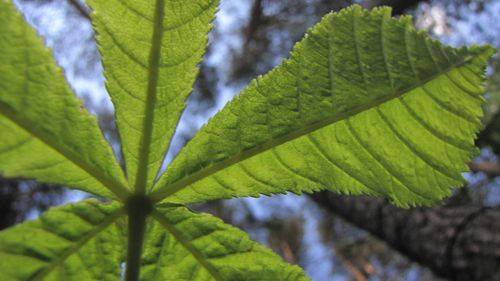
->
469, 161, 500, 177
311, 192, 500, 281
67, 0, 90, 20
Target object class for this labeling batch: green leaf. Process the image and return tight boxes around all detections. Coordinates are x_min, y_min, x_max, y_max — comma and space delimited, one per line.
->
0, 200, 126, 281
1, 2, 497, 280
151, 6, 495, 207
89, 0, 218, 192
0, 0, 129, 200
140, 205, 309, 281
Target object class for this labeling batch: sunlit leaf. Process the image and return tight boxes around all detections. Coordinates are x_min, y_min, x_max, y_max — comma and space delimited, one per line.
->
141, 205, 309, 281
151, 6, 494, 207
89, 0, 218, 192
0, 200, 125, 281
0, 0, 129, 199
0, 1, 495, 280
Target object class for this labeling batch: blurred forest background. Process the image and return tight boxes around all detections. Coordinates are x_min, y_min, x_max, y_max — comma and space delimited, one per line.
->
2, 0, 500, 280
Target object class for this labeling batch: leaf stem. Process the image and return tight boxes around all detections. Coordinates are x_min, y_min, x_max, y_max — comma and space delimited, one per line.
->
124, 196, 153, 281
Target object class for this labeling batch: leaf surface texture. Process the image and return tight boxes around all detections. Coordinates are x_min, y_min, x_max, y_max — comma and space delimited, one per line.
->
90, 0, 218, 191
152, 6, 494, 207
140, 205, 309, 281
0, 2, 496, 281
0, 0, 129, 199
0, 200, 125, 281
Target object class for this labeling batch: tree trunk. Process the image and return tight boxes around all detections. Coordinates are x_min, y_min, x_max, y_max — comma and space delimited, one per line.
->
311, 192, 500, 281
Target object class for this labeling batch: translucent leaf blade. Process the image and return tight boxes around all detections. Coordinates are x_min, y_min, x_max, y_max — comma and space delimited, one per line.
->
89, 0, 218, 191
0, 200, 125, 281
0, 0, 129, 199
151, 6, 495, 207
142, 205, 309, 281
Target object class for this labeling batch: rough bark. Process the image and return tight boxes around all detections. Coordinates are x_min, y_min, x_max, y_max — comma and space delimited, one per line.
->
311, 192, 500, 281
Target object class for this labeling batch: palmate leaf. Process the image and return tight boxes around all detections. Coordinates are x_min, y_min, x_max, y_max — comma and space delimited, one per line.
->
151, 6, 494, 207
140, 205, 308, 281
0, 1, 495, 281
89, 0, 218, 192
0, 200, 125, 281
0, 0, 129, 199
0, 0, 311, 280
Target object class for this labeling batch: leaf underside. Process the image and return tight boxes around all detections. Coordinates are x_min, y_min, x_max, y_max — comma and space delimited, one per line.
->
89, 0, 218, 191
0, 0, 129, 200
0, 1, 495, 281
0, 201, 308, 281
0, 200, 125, 281
151, 6, 494, 207
141, 205, 308, 281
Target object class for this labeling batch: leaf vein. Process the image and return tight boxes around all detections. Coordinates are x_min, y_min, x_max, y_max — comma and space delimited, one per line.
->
306, 134, 381, 196
151, 210, 224, 281
376, 107, 458, 180
0, 101, 129, 199
345, 118, 432, 201
398, 97, 471, 151
32, 208, 124, 281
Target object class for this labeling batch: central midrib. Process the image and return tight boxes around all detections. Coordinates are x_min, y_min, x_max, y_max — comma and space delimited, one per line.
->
0, 102, 129, 200
134, 0, 166, 194
149, 50, 482, 203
